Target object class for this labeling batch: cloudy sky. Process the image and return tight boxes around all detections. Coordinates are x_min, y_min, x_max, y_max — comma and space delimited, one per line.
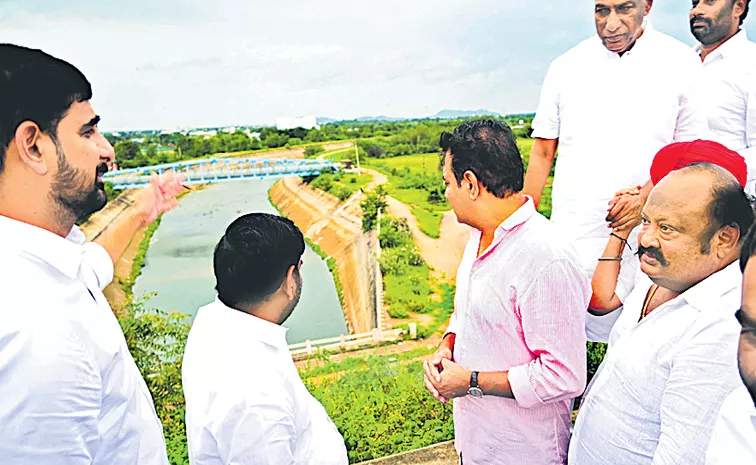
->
2, 1, 755, 130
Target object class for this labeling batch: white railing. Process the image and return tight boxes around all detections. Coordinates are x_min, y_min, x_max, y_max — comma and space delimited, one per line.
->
288, 327, 406, 357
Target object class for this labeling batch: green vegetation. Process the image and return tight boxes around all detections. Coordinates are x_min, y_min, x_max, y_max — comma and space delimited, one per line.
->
119, 298, 191, 465
379, 216, 432, 319
306, 238, 346, 315
303, 354, 454, 463
120, 216, 163, 300
360, 185, 388, 232
308, 170, 373, 201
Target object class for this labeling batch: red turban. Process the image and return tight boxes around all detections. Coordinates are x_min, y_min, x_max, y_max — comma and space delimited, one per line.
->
650, 140, 748, 187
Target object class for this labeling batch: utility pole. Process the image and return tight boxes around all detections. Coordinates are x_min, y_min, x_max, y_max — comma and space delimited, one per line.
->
354, 140, 361, 171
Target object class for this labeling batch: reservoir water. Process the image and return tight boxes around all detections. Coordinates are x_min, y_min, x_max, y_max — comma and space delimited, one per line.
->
132, 179, 348, 344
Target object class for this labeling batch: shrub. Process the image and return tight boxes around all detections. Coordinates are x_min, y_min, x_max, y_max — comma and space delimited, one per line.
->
119, 298, 191, 465
305, 359, 454, 463
304, 145, 325, 157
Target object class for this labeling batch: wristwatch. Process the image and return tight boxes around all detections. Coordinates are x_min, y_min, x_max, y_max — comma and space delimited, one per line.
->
467, 371, 483, 398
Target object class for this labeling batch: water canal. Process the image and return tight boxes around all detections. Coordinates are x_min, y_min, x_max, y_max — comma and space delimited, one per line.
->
133, 179, 348, 344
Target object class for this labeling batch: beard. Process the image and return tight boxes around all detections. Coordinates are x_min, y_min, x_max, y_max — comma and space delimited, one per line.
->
279, 269, 303, 325
690, 13, 732, 46
50, 141, 109, 223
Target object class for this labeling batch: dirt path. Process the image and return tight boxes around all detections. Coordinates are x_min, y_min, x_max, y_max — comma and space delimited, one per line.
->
364, 169, 469, 282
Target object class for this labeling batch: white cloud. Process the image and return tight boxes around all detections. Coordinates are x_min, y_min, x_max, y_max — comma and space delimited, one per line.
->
2, 1, 754, 130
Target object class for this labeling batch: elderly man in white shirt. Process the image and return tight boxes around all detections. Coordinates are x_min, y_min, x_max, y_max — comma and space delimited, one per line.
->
705, 220, 756, 464
524, 0, 709, 342
569, 163, 753, 465
0, 44, 184, 464
690, 0, 756, 195
182, 213, 348, 465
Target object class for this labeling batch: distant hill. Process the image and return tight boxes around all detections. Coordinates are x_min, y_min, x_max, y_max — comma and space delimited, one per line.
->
432, 109, 502, 119
317, 110, 506, 124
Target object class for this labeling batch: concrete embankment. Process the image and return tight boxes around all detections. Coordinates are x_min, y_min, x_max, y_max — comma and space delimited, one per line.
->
269, 176, 380, 334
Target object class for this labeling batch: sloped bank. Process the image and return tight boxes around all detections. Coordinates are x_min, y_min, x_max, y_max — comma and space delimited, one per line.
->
269, 176, 379, 334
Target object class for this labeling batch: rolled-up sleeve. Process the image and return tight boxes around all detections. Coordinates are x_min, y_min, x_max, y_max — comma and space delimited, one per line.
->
652, 319, 741, 465
509, 259, 589, 409
531, 61, 561, 140
0, 321, 102, 464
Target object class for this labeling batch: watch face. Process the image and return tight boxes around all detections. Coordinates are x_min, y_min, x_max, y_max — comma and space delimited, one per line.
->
468, 387, 484, 398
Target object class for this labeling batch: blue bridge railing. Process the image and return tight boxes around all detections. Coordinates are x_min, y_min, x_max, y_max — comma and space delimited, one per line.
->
102, 157, 337, 190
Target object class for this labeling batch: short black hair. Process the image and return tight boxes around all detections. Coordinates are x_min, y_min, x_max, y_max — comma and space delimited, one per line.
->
214, 213, 305, 309
683, 163, 756, 253
0, 44, 92, 174
439, 119, 524, 198
738, 0, 751, 25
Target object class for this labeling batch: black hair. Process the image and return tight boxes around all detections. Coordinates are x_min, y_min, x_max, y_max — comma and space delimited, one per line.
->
683, 163, 756, 253
439, 119, 524, 198
737, 0, 750, 26
0, 44, 92, 174
214, 213, 305, 309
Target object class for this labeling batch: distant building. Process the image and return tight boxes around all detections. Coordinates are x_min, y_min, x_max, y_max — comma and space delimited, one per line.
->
276, 115, 319, 131
222, 127, 237, 134
188, 130, 218, 138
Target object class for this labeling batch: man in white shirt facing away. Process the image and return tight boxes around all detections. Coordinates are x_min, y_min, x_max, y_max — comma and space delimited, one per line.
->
706, 222, 756, 464
524, 0, 709, 342
569, 163, 753, 465
0, 44, 185, 464
182, 213, 348, 465
690, 0, 756, 194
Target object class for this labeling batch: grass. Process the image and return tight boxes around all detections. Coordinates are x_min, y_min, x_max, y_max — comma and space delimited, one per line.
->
334, 173, 373, 193
365, 153, 448, 238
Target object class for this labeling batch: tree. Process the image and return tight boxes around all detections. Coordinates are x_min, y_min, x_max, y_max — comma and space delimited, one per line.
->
114, 141, 142, 169
360, 185, 388, 232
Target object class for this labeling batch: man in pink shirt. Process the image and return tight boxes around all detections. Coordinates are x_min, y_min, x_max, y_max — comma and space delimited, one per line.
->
423, 119, 591, 464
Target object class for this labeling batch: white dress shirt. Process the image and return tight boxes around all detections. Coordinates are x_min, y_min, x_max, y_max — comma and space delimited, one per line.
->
532, 23, 709, 342
183, 299, 348, 465
0, 215, 169, 464
706, 385, 756, 464
569, 262, 743, 465
696, 30, 756, 195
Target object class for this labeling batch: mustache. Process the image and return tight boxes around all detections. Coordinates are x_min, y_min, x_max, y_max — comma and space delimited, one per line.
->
636, 245, 668, 266
691, 16, 711, 27
96, 163, 109, 177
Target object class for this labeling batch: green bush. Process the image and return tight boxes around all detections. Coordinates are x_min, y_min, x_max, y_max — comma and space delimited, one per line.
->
119, 298, 191, 465
304, 145, 325, 157
331, 185, 353, 201
378, 217, 413, 249
305, 359, 454, 463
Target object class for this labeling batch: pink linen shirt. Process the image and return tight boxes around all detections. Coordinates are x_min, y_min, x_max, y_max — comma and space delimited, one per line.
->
446, 197, 591, 465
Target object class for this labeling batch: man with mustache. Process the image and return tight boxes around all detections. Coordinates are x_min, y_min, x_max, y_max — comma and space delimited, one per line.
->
705, 223, 756, 464
525, 0, 709, 343
690, 0, 756, 195
0, 44, 184, 463
591, 140, 748, 313
569, 163, 754, 464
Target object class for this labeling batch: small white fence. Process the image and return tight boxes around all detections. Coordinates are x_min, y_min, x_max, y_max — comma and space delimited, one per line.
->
288, 327, 413, 357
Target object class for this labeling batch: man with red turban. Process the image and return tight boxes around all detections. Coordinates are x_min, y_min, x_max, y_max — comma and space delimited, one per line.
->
590, 140, 749, 317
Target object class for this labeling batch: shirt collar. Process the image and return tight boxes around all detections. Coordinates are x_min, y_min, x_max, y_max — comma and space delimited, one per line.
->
697, 29, 749, 61
678, 261, 742, 312
209, 297, 290, 350
498, 195, 537, 232
471, 196, 537, 261
0, 215, 82, 280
